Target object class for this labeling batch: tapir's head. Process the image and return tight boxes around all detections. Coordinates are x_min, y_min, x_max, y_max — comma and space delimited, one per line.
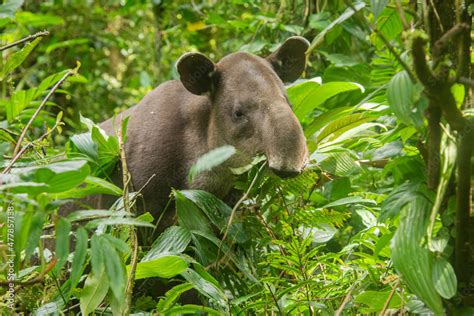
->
177, 37, 309, 178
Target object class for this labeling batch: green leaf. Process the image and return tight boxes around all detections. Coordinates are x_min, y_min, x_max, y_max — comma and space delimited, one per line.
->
165, 304, 221, 315
181, 268, 227, 307
287, 78, 321, 108
66, 209, 116, 222
54, 218, 71, 274
0, 0, 24, 18
142, 226, 192, 261
189, 145, 236, 182
370, 0, 389, 19
391, 196, 444, 314
70, 227, 88, 293
102, 234, 130, 254
289, 80, 364, 120
85, 217, 155, 229
451, 83, 465, 108
428, 134, 456, 250
79, 269, 109, 315
16, 11, 64, 27
0, 37, 42, 80
45, 38, 89, 54
380, 182, 431, 221
102, 236, 126, 301
1, 160, 90, 195
36, 70, 69, 98
69, 116, 120, 176
318, 152, 360, 177
156, 283, 194, 312
322, 196, 376, 208
0, 128, 16, 143
24, 212, 46, 263
174, 191, 214, 235
90, 234, 104, 275
373, 8, 407, 49
355, 290, 401, 312
432, 257, 457, 299
6, 89, 35, 121
132, 255, 188, 280
304, 224, 337, 243
309, 2, 366, 49
316, 112, 376, 144
180, 189, 231, 223
53, 175, 122, 199
387, 71, 421, 126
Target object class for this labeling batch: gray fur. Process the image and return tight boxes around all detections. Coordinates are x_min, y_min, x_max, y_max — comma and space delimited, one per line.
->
98, 37, 309, 230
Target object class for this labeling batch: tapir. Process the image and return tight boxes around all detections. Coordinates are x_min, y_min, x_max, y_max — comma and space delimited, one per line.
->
98, 36, 309, 233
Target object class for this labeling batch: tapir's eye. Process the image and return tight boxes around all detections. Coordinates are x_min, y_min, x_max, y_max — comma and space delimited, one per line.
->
232, 109, 247, 121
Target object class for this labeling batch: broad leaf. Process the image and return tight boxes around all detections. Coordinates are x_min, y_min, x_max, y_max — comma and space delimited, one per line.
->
189, 145, 236, 182
79, 269, 109, 315
142, 226, 192, 261
133, 255, 188, 279
1, 37, 42, 80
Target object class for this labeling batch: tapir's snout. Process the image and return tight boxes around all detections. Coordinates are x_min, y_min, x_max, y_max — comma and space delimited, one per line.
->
269, 167, 301, 178
264, 102, 308, 179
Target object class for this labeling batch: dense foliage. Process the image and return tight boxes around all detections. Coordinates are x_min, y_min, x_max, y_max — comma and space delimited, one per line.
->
0, 0, 473, 315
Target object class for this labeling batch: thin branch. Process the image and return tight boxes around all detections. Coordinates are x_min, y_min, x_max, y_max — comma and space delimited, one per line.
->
425, 103, 442, 190
454, 122, 474, 284
0, 258, 57, 286
342, 0, 417, 83
220, 162, 266, 244
358, 159, 389, 168
412, 34, 466, 131
12, 69, 75, 158
395, 0, 409, 31
428, 0, 445, 33
0, 31, 49, 52
216, 162, 266, 263
2, 116, 63, 174
458, 77, 474, 89
433, 23, 469, 61
116, 117, 138, 315
335, 279, 358, 316
380, 278, 400, 315
265, 283, 284, 316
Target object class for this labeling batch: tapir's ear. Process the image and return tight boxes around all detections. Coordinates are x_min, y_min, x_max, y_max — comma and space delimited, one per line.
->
176, 52, 216, 95
266, 36, 309, 83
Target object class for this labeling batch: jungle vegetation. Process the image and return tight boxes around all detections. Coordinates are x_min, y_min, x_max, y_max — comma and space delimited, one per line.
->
0, 0, 473, 314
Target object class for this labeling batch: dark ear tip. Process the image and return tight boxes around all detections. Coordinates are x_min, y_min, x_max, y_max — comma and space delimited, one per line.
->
176, 52, 212, 71
176, 52, 215, 95
284, 36, 310, 51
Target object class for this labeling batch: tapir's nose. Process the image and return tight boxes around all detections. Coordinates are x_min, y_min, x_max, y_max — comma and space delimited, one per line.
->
270, 167, 301, 178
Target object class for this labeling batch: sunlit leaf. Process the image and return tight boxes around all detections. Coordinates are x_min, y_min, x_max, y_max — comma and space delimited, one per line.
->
189, 145, 236, 182
133, 255, 188, 279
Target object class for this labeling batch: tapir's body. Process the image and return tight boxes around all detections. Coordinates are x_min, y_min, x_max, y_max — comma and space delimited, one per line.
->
100, 80, 225, 230
86, 38, 310, 234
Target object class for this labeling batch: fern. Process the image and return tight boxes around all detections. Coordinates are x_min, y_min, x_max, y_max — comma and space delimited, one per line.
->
295, 207, 351, 228
370, 49, 401, 87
